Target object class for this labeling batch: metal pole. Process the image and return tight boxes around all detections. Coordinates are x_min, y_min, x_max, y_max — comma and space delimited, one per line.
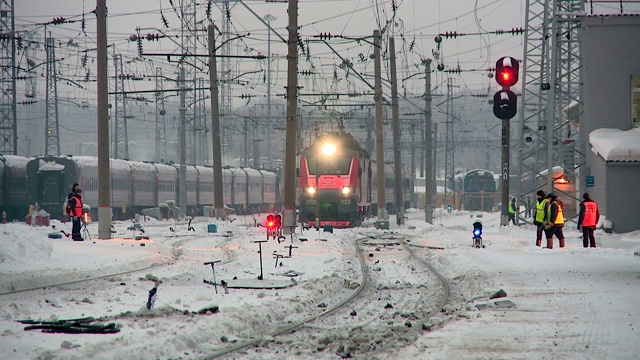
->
432, 122, 438, 209
373, 30, 387, 225
282, 0, 299, 232
243, 116, 248, 167
265, 14, 276, 162
208, 25, 225, 219
424, 59, 433, 224
178, 67, 187, 219
500, 118, 511, 225
254, 240, 267, 280
96, 0, 111, 239
315, 122, 320, 230
389, 38, 404, 225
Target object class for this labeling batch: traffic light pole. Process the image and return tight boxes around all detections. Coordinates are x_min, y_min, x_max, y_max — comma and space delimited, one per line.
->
492, 56, 519, 226
500, 118, 510, 226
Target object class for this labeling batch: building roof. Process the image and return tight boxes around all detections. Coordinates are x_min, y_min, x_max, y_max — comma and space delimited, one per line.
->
590, 128, 640, 161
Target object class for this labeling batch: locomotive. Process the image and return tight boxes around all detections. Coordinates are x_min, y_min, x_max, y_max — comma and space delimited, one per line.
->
0, 155, 280, 221
298, 131, 410, 228
461, 169, 497, 211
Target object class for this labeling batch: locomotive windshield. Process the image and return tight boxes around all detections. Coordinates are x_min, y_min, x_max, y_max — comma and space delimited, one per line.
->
306, 155, 352, 175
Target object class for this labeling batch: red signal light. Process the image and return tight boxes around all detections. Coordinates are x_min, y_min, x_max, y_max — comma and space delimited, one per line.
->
495, 56, 519, 88
500, 70, 512, 84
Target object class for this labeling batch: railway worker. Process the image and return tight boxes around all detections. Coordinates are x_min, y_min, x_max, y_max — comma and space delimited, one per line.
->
577, 192, 600, 248
508, 197, 517, 225
67, 183, 84, 241
525, 196, 533, 218
543, 193, 565, 249
533, 190, 549, 247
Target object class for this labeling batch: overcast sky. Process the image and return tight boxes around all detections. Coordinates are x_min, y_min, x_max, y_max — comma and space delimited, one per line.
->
13, 0, 640, 106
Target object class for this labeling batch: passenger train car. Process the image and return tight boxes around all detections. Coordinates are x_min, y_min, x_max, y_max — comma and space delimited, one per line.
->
0, 154, 31, 220
298, 131, 411, 228
22, 155, 278, 220
461, 169, 497, 211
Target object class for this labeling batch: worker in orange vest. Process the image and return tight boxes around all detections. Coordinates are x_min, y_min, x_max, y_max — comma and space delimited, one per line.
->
67, 183, 84, 241
577, 192, 600, 248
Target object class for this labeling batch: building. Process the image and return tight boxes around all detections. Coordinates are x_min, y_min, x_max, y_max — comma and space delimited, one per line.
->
580, 15, 640, 232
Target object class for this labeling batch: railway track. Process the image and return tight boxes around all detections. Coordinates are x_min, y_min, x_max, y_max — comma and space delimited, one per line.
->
203, 231, 451, 359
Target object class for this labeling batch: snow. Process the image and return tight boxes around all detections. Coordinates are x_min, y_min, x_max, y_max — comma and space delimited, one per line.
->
0, 210, 639, 359
590, 127, 640, 161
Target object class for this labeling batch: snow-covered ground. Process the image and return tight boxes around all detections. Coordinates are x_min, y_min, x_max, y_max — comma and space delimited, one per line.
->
0, 209, 639, 359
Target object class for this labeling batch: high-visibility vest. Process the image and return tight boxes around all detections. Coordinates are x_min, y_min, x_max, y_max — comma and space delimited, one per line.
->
582, 201, 598, 227
535, 199, 548, 223
549, 201, 564, 225
69, 194, 83, 217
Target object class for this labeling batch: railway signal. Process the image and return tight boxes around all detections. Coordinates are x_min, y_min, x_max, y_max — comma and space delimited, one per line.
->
493, 56, 519, 120
492, 56, 519, 226
265, 213, 282, 239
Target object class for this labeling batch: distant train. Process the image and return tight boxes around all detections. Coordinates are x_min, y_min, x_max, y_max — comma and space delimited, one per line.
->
460, 169, 497, 211
0, 154, 279, 221
297, 131, 411, 228
0, 154, 30, 221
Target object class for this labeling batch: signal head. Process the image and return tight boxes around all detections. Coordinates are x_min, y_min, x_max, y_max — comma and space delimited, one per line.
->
495, 56, 519, 88
493, 90, 518, 120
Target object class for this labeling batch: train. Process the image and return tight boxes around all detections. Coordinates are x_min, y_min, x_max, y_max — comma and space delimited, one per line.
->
0, 154, 279, 221
297, 131, 411, 228
460, 169, 497, 211
0, 154, 31, 221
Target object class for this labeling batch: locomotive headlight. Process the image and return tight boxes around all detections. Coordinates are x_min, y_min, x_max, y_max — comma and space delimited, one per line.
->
342, 186, 351, 195
321, 143, 336, 156
307, 186, 316, 195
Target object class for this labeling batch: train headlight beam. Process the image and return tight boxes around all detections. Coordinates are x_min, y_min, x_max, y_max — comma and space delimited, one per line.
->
321, 143, 336, 156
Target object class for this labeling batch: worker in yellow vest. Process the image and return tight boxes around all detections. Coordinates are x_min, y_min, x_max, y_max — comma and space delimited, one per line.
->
533, 190, 548, 247
508, 198, 517, 225
543, 193, 565, 249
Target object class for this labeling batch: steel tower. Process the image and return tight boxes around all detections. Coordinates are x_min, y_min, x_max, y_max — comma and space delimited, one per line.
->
0, 0, 17, 154
44, 34, 60, 156
155, 67, 167, 162
112, 53, 129, 159
517, 0, 584, 207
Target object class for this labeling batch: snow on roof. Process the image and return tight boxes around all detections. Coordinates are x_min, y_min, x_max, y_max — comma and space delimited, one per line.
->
590, 128, 640, 161
128, 161, 157, 172
1, 155, 30, 167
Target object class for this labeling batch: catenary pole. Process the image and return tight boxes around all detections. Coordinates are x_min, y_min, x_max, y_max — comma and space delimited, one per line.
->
208, 25, 224, 219
96, 0, 111, 239
389, 37, 404, 225
282, 0, 299, 232
373, 29, 388, 228
424, 59, 433, 224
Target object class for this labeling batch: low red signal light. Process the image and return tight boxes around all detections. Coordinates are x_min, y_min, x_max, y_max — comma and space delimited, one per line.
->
266, 214, 275, 228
